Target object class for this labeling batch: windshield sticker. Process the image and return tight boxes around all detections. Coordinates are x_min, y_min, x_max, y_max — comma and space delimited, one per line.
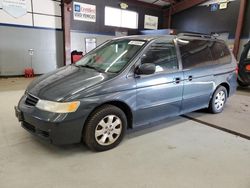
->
128, 41, 145, 46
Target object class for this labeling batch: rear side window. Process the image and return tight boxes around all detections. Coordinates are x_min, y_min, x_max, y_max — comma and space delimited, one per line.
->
142, 41, 178, 72
178, 39, 213, 69
210, 41, 231, 64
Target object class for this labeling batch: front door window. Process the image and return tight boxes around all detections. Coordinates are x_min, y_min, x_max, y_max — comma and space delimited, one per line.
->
142, 41, 178, 73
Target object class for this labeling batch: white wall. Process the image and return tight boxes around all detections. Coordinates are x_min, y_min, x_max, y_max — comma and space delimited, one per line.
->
71, 32, 115, 55
0, 0, 63, 76
0, 0, 62, 29
0, 26, 64, 76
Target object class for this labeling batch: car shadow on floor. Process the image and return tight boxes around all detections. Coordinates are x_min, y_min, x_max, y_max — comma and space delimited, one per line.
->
26, 116, 189, 155
237, 86, 250, 95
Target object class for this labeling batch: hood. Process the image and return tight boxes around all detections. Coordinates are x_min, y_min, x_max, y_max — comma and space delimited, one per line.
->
27, 65, 113, 101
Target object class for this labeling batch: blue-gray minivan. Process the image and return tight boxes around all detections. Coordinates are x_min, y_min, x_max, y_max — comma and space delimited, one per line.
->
15, 34, 238, 151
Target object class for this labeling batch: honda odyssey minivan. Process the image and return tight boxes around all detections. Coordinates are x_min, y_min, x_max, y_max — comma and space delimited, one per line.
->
15, 33, 237, 151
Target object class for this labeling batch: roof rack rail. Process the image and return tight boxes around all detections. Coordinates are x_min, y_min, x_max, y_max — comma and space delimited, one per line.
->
177, 32, 217, 39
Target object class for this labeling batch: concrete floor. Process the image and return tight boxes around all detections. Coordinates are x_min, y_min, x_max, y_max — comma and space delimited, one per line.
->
187, 91, 250, 137
0, 77, 250, 188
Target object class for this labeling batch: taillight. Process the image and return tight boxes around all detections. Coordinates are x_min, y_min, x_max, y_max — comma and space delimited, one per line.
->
245, 64, 250, 71
236, 65, 239, 74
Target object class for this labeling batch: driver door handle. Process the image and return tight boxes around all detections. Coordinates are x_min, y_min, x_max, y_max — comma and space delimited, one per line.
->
174, 77, 181, 84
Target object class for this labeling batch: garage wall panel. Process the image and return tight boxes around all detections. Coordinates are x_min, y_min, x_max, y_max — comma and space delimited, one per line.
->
0, 0, 62, 29
171, 0, 250, 57
242, 1, 250, 38
32, 0, 61, 16
0, 26, 64, 76
34, 14, 62, 29
0, 10, 32, 26
171, 0, 243, 38
0, 0, 63, 76
0, 0, 32, 11
71, 32, 115, 54
71, 0, 163, 35
26, 0, 33, 12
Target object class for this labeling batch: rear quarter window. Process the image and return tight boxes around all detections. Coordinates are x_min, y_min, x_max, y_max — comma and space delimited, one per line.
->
178, 39, 214, 69
210, 41, 231, 64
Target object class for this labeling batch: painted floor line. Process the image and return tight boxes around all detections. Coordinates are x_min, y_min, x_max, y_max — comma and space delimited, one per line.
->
182, 115, 250, 140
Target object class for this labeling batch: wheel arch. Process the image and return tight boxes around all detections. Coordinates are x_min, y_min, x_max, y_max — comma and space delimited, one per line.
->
208, 82, 229, 114
218, 82, 230, 97
85, 100, 134, 130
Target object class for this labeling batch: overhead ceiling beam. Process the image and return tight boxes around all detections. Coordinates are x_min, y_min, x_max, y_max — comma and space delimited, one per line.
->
170, 0, 208, 14
126, 0, 162, 10
161, 0, 176, 4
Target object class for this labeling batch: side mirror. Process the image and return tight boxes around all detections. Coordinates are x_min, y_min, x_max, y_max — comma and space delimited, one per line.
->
136, 63, 156, 75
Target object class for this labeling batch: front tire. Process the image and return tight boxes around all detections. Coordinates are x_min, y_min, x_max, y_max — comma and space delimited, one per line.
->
208, 86, 227, 114
83, 105, 127, 151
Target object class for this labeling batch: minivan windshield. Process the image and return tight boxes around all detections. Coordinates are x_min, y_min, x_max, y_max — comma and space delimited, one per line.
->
75, 39, 146, 73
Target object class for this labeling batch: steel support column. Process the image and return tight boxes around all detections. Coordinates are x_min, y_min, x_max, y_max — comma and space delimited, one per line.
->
62, 1, 72, 65
233, 0, 247, 58
163, 8, 172, 28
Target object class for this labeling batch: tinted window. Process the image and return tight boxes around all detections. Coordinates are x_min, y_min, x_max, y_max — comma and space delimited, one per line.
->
142, 42, 178, 72
210, 41, 231, 64
178, 39, 213, 69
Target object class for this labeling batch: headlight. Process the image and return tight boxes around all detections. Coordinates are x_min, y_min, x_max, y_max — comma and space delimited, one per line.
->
36, 100, 80, 113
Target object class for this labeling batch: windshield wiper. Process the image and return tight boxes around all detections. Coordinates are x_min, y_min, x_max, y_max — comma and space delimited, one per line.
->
77, 64, 104, 73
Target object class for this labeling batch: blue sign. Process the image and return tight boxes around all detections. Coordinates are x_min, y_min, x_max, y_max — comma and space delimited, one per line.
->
211, 3, 219, 12
74, 4, 80, 12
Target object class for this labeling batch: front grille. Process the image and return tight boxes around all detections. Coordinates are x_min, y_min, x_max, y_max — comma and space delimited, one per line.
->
25, 93, 39, 106
22, 121, 35, 133
22, 122, 50, 138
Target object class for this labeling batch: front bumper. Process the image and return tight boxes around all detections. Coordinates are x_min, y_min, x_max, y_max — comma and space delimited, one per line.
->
15, 95, 88, 145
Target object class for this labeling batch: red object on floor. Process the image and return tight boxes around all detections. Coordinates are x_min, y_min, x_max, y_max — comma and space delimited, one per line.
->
71, 51, 83, 64
24, 68, 34, 78
72, 54, 82, 63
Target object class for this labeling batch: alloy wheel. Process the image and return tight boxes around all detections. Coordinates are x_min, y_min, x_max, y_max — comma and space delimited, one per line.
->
214, 91, 226, 111
95, 115, 122, 146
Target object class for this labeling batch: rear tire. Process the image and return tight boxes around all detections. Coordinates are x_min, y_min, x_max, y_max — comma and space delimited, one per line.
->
83, 105, 127, 152
208, 86, 227, 114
